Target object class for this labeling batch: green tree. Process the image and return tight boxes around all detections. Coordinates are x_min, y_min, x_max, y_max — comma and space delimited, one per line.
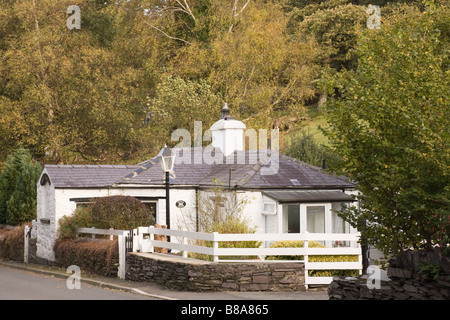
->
289, 0, 368, 111
0, 148, 42, 225
322, 2, 450, 256
285, 130, 339, 169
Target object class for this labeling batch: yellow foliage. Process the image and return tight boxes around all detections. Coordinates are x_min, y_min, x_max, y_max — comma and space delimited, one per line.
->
267, 240, 359, 277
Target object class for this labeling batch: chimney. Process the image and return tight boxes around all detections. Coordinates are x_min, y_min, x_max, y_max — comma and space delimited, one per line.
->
210, 103, 246, 156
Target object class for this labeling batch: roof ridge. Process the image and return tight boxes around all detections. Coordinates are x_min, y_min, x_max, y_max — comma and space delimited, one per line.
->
235, 162, 263, 187
119, 157, 159, 182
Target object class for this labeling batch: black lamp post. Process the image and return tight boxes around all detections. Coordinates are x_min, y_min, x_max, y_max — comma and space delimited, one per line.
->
157, 145, 176, 239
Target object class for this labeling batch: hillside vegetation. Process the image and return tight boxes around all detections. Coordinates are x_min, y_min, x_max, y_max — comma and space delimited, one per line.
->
1, 0, 447, 166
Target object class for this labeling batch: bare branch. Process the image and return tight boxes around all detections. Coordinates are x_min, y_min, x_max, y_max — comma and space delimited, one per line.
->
237, 0, 251, 16
175, 0, 196, 22
242, 65, 255, 99
142, 19, 192, 45
228, 0, 251, 33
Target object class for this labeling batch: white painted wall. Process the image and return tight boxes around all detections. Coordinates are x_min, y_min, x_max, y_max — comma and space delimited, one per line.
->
35, 172, 56, 262
240, 191, 264, 233
35, 183, 199, 262
36, 170, 358, 262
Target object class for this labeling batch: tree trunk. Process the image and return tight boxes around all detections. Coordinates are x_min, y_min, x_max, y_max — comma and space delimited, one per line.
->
318, 91, 327, 113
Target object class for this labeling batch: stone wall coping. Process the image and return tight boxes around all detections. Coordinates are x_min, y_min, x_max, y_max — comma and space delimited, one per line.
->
129, 252, 212, 265
129, 252, 306, 267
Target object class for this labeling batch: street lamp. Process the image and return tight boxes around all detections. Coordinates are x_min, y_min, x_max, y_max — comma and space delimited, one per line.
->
157, 145, 176, 235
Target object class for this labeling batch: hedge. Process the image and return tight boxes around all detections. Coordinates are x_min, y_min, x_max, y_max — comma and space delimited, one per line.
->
0, 224, 27, 261
266, 240, 359, 277
53, 238, 119, 277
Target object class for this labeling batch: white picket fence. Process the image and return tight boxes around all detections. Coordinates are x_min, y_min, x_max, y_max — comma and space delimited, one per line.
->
136, 226, 363, 287
70, 226, 362, 286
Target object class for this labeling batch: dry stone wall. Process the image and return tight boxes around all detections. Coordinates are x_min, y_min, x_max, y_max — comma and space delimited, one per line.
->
126, 252, 305, 292
329, 249, 450, 300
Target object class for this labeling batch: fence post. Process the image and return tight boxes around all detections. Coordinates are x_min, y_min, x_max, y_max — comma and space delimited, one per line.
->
304, 231, 309, 290
24, 225, 30, 263
213, 232, 219, 263
117, 231, 128, 279
91, 226, 95, 239
182, 232, 188, 258
149, 225, 155, 253
109, 228, 114, 241
132, 229, 138, 252
357, 233, 363, 275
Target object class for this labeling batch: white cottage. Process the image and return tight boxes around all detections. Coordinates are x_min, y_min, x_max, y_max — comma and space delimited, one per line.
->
35, 105, 358, 263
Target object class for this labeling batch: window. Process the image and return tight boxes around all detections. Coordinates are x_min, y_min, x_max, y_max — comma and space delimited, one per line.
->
306, 206, 325, 233
282, 204, 300, 233
39, 182, 52, 224
283, 203, 331, 233
76, 202, 92, 208
262, 202, 276, 215
143, 202, 157, 222
331, 202, 351, 247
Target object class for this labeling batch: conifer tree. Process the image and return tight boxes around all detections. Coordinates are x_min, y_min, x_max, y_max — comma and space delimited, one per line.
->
0, 148, 42, 225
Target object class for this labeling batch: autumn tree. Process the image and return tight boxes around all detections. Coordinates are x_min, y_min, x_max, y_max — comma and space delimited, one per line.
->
0, 0, 158, 163
143, 0, 320, 129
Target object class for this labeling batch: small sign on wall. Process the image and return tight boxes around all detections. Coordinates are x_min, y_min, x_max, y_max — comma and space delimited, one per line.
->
176, 200, 186, 208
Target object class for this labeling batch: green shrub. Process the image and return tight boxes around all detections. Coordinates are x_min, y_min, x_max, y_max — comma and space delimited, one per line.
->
214, 215, 261, 256
58, 196, 155, 239
266, 240, 359, 277
0, 148, 42, 225
266, 240, 325, 261
90, 195, 155, 230
58, 206, 93, 239
189, 220, 262, 262
188, 187, 261, 261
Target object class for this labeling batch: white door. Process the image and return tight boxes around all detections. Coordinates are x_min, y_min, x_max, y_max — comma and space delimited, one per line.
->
300, 203, 331, 246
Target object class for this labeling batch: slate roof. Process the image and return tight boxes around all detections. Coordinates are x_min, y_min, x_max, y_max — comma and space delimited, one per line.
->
42, 148, 354, 190
117, 148, 354, 189
43, 165, 139, 188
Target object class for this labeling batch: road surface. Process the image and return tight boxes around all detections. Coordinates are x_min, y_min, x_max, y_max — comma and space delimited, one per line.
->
0, 264, 157, 300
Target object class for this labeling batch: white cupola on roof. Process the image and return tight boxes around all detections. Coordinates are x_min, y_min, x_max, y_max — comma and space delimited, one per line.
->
210, 103, 246, 156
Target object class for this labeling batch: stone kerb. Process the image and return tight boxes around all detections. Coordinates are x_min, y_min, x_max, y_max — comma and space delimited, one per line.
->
126, 252, 305, 292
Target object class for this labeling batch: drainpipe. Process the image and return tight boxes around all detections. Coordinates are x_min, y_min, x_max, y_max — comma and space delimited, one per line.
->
195, 187, 199, 232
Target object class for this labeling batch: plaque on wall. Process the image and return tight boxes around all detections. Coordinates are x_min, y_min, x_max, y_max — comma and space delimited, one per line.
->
176, 200, 186, 208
